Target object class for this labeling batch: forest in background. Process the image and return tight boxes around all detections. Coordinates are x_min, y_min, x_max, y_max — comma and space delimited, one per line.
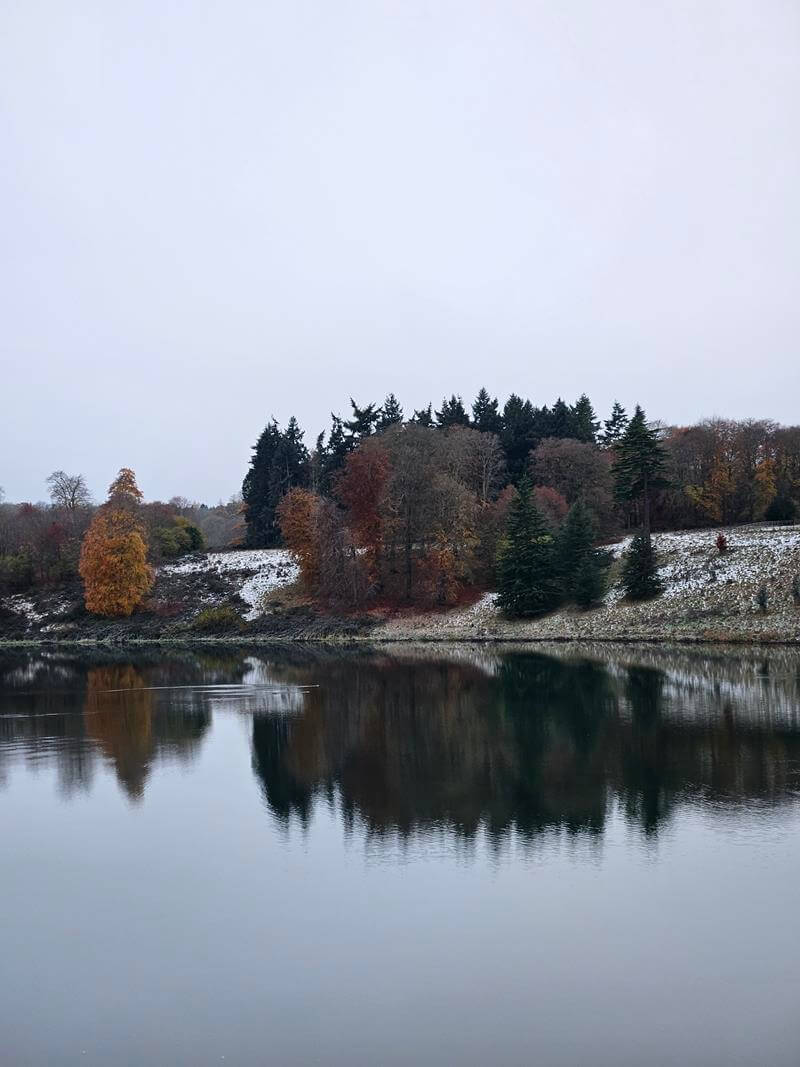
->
240, 390, 800, 611
2, 389, 799, 616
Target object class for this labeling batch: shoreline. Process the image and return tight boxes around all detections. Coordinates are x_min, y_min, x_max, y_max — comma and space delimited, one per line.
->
2, 630, 798, 650
3, 522, 799, 650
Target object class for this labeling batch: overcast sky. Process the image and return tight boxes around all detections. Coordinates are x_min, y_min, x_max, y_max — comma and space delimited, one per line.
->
2, 1, 798, 503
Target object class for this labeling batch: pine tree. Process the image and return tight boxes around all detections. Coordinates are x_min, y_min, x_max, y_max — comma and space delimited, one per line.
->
550, 398, 572, 438
556, 499, 605, 605
501, 394, 536, 482
570, 394, 600, 443
600, 401, 628, 447
574, 554, 606, 607
242, 417, 309, 547
344, 398, 381, 444
621, 532, 663, 600
435, 394, 470, 428
530, 404, 553, 447
471, 387, 502, 435
242, 419, 282, 546
496, 477, 561, 617
411, 404, 434, 427
377, 393, 403, 431
317, 415, 350, 495
612, 405, 669, 531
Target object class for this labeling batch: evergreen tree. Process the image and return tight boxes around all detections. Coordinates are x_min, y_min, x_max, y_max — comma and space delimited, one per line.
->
242, 417, 309, 547
496, 477, 561, 617
318, 415, 349, 494
621, 531, 663, 599
242, 419, 282, 546
550, 397, 572, 438
471, 387, 503, 435
570, 394, 600, 443
530, 404, 553, 447
377, 393, 403, 431
612, 405, 670, 531
344, 398, 381, 444
574, 554, 606, 607
600, 401, 629, 447
411, 404, 434, 427
309, 431, 327, 493
435, 394, 471, 428
556, 499, 605, 605
501, 394, 536, 482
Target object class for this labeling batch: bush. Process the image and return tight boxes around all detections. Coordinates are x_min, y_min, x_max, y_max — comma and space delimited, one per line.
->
764, 494, 797, 522
154, 519, 204, 559
621, 532, 663, 600
715, 533, 728, 554
0, 552, 35, 594
175, 517, 204, 551
190, 605, 245, 633
756, 585, 769, 614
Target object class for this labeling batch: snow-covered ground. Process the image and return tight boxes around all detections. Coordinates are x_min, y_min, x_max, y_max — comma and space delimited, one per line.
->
161, 549, 299, 620
372, 523, 800, 643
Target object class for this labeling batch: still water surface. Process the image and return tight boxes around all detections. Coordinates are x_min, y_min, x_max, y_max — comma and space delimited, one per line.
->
1, 644, 800, 1066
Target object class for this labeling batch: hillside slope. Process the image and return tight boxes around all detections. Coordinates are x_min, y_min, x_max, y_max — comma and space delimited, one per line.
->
1, 525, 798, 644
371, 524, 800, 643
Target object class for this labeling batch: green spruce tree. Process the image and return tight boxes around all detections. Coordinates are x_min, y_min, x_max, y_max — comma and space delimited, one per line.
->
556, 499, 605, 606
344, 399, 381, 445
496, 477, 562, 617
501, 394, 536, 482
472, 387, 503, 435
621, 531, 663, 600
411, 403, 434, 427
570, 394, 600, 443
600, 401, 628, 447
242, 417, 309, 546
242, 419, 283, 546
377, 393, 403, 430
550, 397, 572, 438
435, 394, 471, 428
612, 404, 669, 531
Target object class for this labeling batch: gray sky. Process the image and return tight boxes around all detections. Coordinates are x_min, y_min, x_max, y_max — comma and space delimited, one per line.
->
2, 1, 798, 504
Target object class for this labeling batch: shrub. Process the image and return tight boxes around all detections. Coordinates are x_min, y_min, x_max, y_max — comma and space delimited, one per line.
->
764, 494, 797, 523
756, 585, 769, 614
190, 605, 245, 633
715, 533, 728, 554
0, 551, 35, 594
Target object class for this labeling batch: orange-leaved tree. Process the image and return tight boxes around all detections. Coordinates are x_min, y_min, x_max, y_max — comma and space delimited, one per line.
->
276, 487, 322, 590
79, 468, 154, 616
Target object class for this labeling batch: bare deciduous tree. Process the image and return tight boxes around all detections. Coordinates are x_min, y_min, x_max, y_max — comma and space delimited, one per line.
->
46, 470, 92, 510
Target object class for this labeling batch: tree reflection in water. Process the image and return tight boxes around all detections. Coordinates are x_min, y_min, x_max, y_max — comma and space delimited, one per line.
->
2, 646, 800, 836
250, 650, 800, 841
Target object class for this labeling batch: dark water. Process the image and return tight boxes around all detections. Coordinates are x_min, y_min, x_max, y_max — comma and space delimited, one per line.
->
2, 644, 800, 1067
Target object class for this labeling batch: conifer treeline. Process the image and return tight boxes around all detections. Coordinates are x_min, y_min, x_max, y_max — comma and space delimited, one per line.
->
242, 390, 625, 548
241, 389, 800, 613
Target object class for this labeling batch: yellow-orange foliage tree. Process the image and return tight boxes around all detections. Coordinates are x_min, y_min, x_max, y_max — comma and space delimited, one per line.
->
79, 469, 154, 616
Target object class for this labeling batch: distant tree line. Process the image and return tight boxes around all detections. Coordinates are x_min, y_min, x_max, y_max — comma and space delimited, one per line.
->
0, 472, 241, 603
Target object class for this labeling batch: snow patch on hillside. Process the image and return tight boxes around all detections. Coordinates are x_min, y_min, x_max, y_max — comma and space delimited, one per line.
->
161, 549, 299, 620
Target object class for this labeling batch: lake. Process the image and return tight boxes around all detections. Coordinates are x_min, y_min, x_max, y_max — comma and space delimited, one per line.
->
1, 643, 799, 1066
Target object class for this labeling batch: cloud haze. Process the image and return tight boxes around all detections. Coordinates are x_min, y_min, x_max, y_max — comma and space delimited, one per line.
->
2, 0, 798, 502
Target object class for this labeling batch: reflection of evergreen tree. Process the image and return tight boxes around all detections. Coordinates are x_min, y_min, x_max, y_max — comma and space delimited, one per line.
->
251, 716, 314, 825
620, 666, 671, 834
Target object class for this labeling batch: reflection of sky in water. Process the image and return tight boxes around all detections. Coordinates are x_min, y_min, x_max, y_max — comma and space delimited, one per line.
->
2, 647, 800, 1066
